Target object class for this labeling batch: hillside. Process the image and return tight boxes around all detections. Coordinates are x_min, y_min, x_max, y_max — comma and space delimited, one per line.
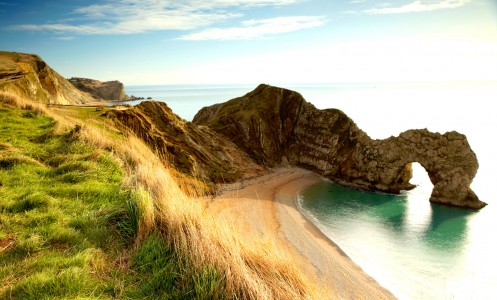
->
0, 91, 323, 299
0, 95, 136, 297
0, 52, 95, 104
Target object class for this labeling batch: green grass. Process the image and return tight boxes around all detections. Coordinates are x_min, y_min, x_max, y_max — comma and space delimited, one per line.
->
127, 232, 226, 300
54, 105, 126, 140
56, 106, 113, 121
0, 105, 230, 299
0, 107, 135, 298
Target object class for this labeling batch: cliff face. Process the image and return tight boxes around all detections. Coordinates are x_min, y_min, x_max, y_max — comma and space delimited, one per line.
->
194, 84, 485, 209
0, 51, 94, 104
107, 101, 262, 187
69, 77, 129, 101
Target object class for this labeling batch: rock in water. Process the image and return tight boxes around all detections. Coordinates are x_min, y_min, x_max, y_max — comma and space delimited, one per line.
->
0, 51, 94, 104
193, 84, 485, 209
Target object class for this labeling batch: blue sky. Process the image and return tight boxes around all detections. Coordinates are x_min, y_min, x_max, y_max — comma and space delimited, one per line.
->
1, 0, 496, 85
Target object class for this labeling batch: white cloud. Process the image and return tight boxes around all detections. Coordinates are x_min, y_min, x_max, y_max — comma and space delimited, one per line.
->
364, 0, 471, 14
13, 23, 100, 34
9, 0, 297, 35
53, 36, 76, 41
178, 16, 326, 40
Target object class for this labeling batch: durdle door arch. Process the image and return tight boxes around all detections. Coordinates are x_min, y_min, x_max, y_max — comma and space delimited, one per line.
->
193, 84, 486, 210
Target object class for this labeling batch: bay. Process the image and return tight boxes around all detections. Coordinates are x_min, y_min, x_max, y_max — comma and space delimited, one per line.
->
125, 81, 497, 299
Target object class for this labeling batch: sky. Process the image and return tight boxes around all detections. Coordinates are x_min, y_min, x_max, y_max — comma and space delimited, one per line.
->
1, 0, 497, 85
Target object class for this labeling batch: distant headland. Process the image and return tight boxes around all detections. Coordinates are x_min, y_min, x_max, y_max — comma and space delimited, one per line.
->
0, 51, 147, 104
68, 77, 129, 101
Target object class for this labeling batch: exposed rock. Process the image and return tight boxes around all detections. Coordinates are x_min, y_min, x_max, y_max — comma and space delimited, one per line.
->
106, 101, 262, 188
129, 96, 145, 100
69, 77, 130, 101
193, 84, 485, 209
0, 51, 94, 104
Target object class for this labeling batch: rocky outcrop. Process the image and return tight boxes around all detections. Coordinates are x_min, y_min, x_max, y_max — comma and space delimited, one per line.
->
106, 101, 262, 188
193, 84, 485, 209
69, 77, 129, 101
0, 51, 94, 104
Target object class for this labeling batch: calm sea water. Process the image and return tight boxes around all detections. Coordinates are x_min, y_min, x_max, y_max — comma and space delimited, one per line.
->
126, 82, 497, 299
124, 84, 255, 120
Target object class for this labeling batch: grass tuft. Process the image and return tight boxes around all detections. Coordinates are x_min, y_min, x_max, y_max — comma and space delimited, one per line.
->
7, 192, 53, 213
106, 198, 140, 246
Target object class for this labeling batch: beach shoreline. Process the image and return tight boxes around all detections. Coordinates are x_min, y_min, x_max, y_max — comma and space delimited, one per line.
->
208, 167, 395, 299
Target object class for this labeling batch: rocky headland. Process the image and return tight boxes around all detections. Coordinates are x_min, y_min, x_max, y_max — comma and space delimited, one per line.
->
193, 84, 485, 209
0, 51, 94, 104
68, 77, 130, 101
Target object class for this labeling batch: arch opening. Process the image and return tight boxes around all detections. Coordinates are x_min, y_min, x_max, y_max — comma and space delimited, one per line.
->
408, 162, 434, 192
405, 162, 433, 231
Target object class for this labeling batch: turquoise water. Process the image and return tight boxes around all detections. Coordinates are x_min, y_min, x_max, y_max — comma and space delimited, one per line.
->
299, 170, 497, 299
125, 82, 497, 299
295, 81, 497, 299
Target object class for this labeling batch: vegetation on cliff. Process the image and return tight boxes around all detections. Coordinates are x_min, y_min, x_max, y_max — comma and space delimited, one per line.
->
0, 92, 323, 299
107, 101, 263, 192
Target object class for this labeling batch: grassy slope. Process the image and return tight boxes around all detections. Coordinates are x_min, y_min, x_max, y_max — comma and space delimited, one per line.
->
0, 105, 135, 298
0, 93, 325, 299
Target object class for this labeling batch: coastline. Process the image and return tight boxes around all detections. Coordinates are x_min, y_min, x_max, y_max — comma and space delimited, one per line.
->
208, 167, 395, 299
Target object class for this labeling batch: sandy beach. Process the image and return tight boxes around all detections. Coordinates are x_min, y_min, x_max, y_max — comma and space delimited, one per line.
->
207, 167, 395, 299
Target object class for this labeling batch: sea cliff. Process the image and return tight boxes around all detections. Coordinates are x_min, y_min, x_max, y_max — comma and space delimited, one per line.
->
69, 77, 130, 101
0, 51, 94, 104
193, 84, 485, 209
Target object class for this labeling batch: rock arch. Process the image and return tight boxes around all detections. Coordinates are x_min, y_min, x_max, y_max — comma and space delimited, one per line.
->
397, 130, 482, 209
355, 130, 484, 209
194, 84, 486, 209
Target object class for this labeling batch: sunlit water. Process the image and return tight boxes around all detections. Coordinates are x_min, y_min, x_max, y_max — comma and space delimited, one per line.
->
124, 84, 255, 120
300, 171, 496, 299
126, 81, 497, 299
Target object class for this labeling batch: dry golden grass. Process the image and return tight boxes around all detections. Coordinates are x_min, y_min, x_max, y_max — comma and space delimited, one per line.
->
1, 91, 327, 299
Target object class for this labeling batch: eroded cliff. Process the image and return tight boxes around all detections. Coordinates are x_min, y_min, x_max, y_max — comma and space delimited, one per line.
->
0, 51, 94, 104
107, 101, 262, 189
69, 77, 129, 101
193, 84, 485, 209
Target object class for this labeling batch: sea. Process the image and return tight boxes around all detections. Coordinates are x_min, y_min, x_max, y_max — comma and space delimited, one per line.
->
125, 81, 497, 299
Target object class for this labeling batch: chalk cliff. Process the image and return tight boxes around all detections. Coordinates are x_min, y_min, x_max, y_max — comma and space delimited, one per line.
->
69, 77, 129, 101
0, 51, 94, 104
193, 84, 485, 209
